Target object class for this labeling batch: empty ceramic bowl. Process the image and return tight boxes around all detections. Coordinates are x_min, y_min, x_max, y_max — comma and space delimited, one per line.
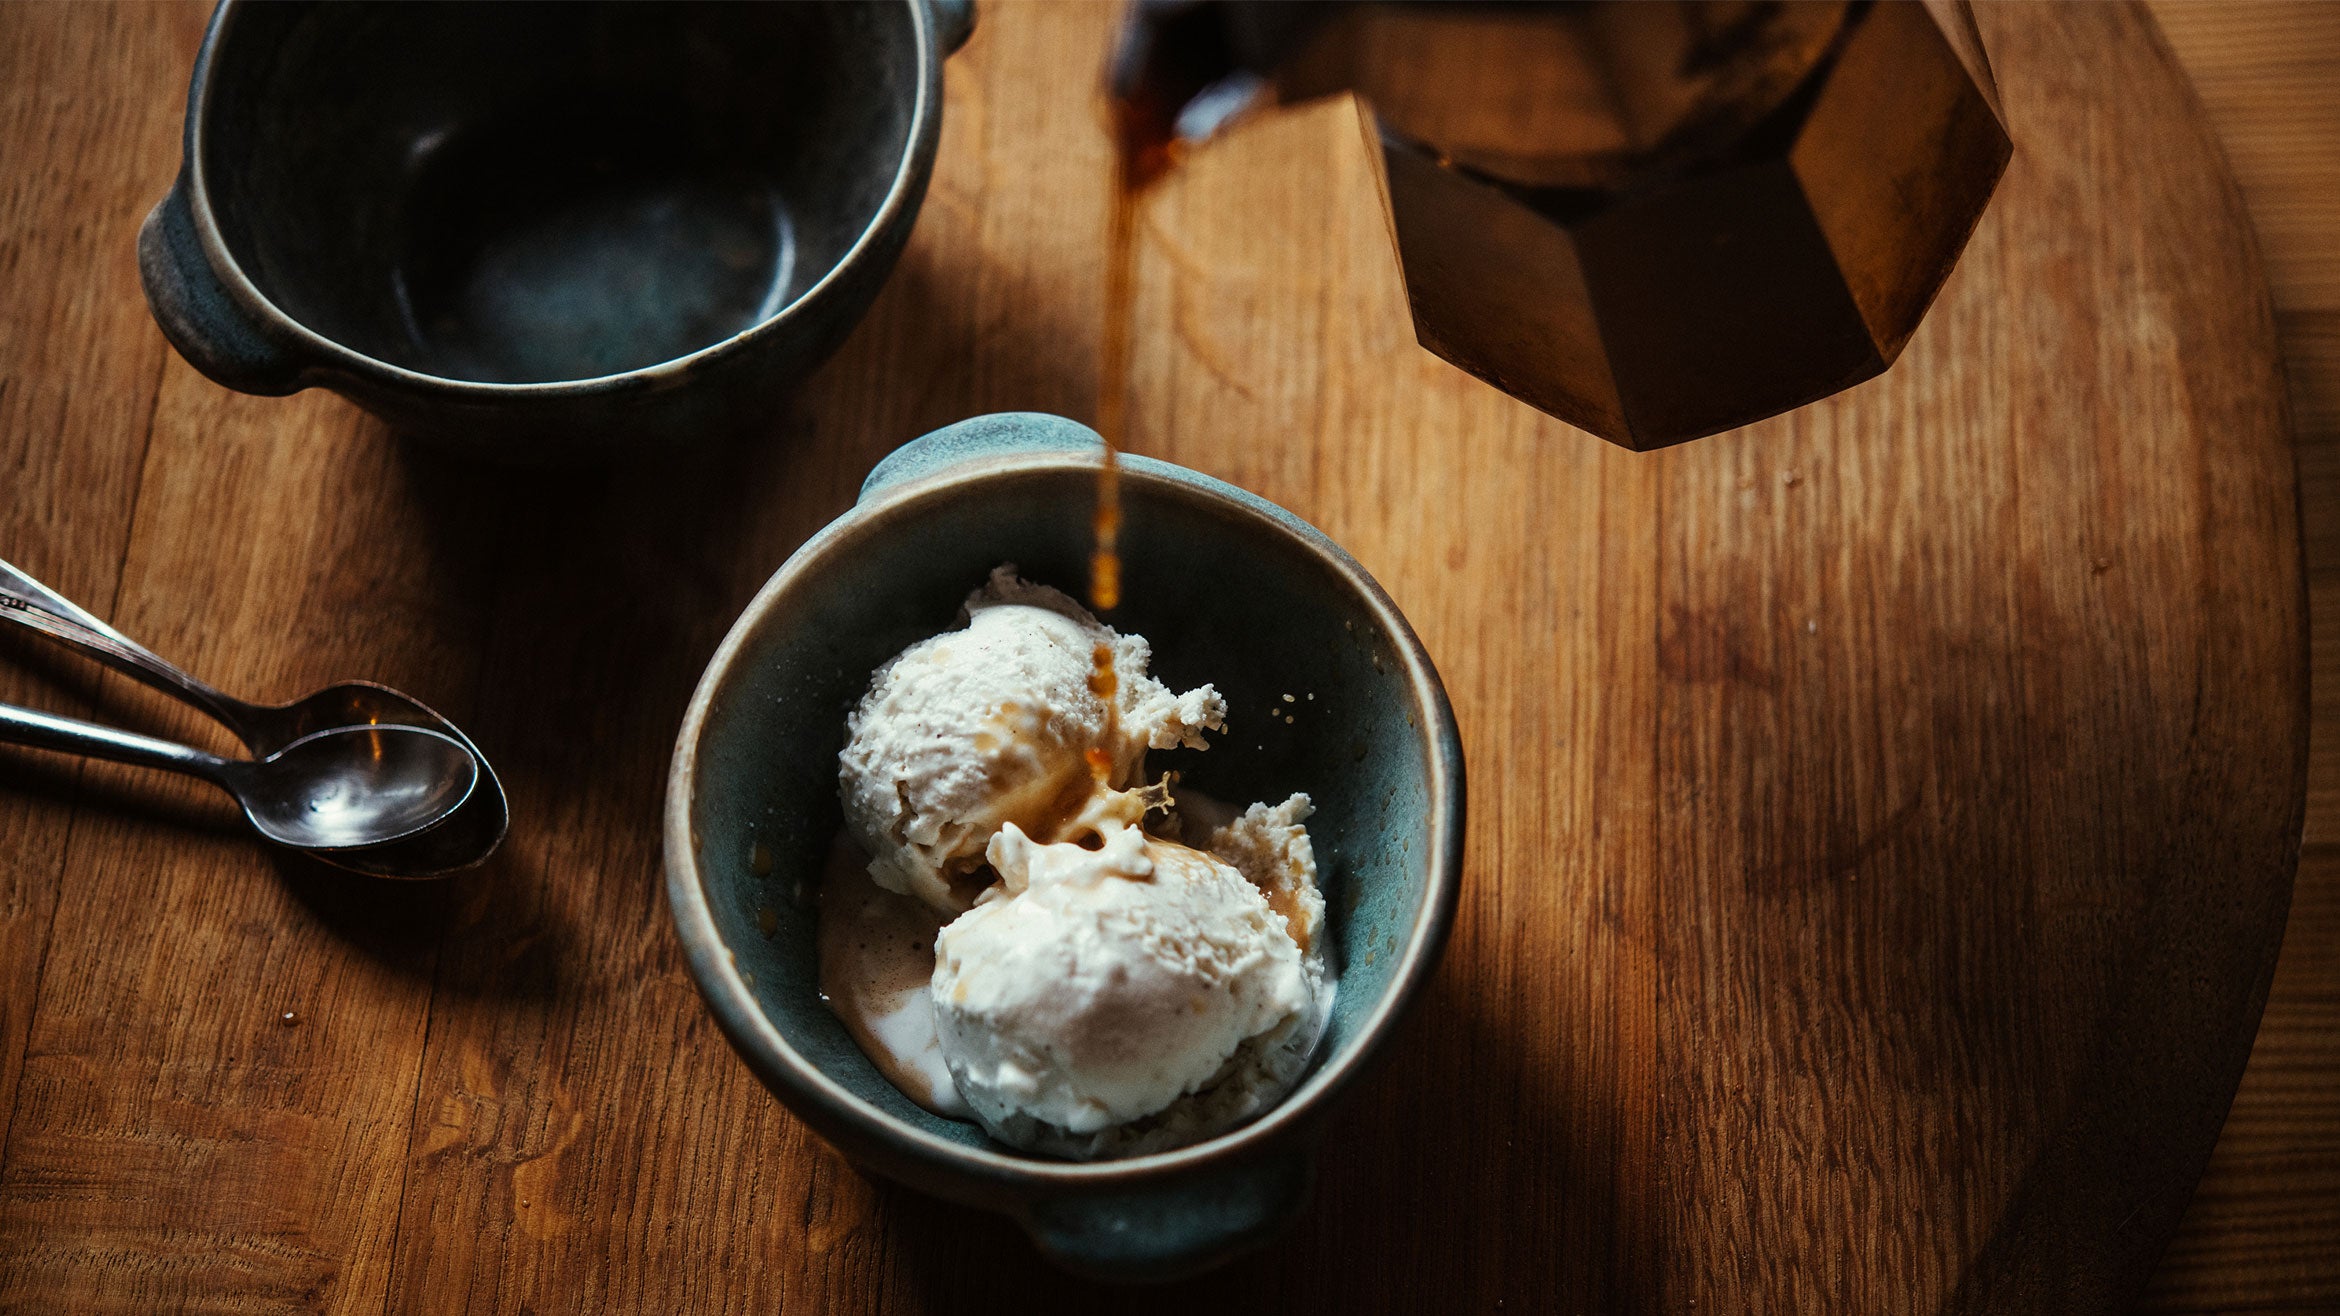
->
665, 412, 1465, 1280
140, 0, 973, 461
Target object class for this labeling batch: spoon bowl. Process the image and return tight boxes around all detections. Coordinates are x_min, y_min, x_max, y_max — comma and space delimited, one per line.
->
229, 724, 480, 851
226, 681, 509, 876
0, 703, 479, 859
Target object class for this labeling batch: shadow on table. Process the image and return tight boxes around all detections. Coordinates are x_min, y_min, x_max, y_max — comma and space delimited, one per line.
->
881, 962, 1643, 1314
334, 233, 1098, 1015
0, 741, 242, 839
267, 849, 489, 971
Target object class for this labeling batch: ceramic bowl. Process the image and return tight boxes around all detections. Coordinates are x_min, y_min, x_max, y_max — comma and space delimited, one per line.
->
139, 0, 972, 463
664, 412, 1464, 1280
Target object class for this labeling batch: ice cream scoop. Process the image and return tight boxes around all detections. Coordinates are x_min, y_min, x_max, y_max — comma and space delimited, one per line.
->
839, 566, 1223, 913
932, 788, 1331, 1158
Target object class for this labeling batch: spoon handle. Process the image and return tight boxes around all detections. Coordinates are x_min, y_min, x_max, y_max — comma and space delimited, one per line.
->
0, 558, 249, 731
0, 558, 115, 635
0, 700, 230, 782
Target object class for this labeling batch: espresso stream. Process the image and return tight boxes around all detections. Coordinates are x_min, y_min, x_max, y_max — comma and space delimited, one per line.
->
818, 98, 1184, 1125
1089, 87, 1179, 688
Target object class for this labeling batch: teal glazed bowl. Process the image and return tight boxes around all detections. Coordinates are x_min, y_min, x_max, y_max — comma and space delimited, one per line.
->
140, 0, 973, 463
664, 413, 1464, 1280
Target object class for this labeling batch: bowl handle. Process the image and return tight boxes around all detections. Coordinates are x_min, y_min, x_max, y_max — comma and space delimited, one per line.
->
137, 170, 307, 397
1017, 1146, 1314, 1283
858, 411, 1102, 505
928, 0, 976, 55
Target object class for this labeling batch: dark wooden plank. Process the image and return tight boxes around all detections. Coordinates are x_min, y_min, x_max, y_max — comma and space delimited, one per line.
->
2143, 1, 2340, 1304
0, 0, 204, 1269
0, 306, 504, 1309
2145, 842, 2340, 1311
2148, 1, 2340, 315
0, 7, 507, 1307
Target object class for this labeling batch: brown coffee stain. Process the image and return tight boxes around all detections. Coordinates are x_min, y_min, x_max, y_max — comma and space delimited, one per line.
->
1263, 882, 1313, 956
1657, 604, 1779, 690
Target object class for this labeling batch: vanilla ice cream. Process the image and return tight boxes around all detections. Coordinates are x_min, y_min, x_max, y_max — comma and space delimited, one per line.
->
838, 566, 1224, 913
822, 566, 1333, 1160
930, 788, 1330, 1157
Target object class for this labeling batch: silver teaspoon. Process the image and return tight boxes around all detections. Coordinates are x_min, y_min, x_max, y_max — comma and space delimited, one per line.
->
0, 557, 506, 875
0, 701, 477, 854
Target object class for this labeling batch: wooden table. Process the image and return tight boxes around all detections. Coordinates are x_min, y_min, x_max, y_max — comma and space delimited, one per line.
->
0, 2, 2331, 1310
2137, 6, 2340, 1308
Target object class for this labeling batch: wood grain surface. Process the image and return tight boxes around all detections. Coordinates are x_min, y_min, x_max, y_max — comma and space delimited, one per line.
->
0, 2, 2328, 1311
2141, 2, 2340, 1309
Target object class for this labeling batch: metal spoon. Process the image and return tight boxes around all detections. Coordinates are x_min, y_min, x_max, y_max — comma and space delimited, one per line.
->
0, 557, 507, 876
0, 701, 477, 854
